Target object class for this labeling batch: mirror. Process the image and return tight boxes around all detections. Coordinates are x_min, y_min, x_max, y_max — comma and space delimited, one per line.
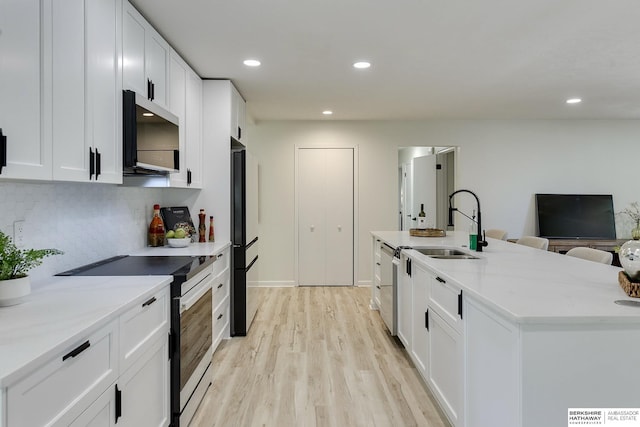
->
398, 147, 456, 231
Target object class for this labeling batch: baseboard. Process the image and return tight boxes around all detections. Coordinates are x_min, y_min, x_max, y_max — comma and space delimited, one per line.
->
254, 280, 296, 287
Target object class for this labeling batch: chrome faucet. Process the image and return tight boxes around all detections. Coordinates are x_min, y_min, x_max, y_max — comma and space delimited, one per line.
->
448, 189, 488, 252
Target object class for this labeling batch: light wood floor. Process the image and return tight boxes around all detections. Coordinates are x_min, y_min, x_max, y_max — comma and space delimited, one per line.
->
190, 286, 450, 427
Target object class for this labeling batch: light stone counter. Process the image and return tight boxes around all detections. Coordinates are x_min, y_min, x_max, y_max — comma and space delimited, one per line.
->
372, 230, 639, 324
130, 241, 231, 257
0, 275, 172, 387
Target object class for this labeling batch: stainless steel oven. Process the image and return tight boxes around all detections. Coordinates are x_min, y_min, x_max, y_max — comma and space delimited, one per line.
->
177, 267, 213, 426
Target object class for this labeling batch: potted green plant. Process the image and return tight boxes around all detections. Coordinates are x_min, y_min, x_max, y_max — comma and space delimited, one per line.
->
0, 230, 62, 306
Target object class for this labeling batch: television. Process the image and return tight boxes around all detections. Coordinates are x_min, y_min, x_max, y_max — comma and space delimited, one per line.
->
535, 194, 616, 239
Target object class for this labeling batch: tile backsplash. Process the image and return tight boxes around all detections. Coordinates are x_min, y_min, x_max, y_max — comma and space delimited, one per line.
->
0, 181, 179, 282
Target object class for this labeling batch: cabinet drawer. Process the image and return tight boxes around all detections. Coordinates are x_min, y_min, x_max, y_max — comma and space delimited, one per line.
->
212, 296, 229, 346
212, 269, 230, 311
120, 286, 170, 372
211, 249, 229, 278
429, 275, 464, 332
7, 321, 118, 427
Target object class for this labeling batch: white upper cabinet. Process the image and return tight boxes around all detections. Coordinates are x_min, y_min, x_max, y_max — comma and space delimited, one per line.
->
230, 84, 246, 143
168, 51, 202, 189
185, 68, 203, 188
0, 0, 52, 180
51, 0, 122, 184
123, 1, 169, 110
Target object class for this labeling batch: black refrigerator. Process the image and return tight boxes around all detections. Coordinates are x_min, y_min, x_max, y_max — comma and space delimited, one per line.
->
231, 148, 259, 336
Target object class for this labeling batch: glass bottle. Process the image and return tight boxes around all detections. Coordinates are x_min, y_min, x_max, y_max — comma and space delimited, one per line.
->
209, 216, 215, 242
198, 209, 206, 242
148, 204, 165, 247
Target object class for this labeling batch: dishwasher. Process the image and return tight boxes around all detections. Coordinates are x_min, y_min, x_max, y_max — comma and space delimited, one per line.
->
379, 242, 398, 335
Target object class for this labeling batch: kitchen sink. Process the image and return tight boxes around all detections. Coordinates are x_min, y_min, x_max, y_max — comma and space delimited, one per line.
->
412, 247, 480, 259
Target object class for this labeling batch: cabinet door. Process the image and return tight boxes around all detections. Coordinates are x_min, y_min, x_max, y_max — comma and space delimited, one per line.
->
69, 386, 117, 427
185, 69, 203, 188
86, 0, 122, 183
0, 0, 52, 180
397, 255, 413, 348
168, 53, 188, 187
410, 263, 430, 376
117, 335, 170, 427
52, 0, 121, 183
122, 1, 146, 97
145, 29, 169, 109
428, 310, 463, 427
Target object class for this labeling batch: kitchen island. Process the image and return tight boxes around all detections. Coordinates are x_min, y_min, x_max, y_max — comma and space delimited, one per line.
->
372, 231, 640, 427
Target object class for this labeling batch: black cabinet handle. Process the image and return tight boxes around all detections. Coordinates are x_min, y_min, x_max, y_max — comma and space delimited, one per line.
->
406, 258, 412, 277
436, 276, 446, 283
217, 283, 223, 289
217, 253, 224, 259
458, 291, 463, 319
187, 168, 192, 185
217, 313, 223, 320
95, 149, 101, 179
147, 79, 152, 100
376, 285, 380, 289
115, 384, 122, 423
62, 340, 91, 361
89, 147, 95, 180
376, 262, 381, 266
425, 310, 429, 331
0, 128, 6, 174
142, 296, 157, 307
150, 81, 155, 101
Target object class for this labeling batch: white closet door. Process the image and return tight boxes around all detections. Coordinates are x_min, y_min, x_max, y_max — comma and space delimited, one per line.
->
298, 149, 327, 285
325, 148, 353, 285
298, 148, 353, 286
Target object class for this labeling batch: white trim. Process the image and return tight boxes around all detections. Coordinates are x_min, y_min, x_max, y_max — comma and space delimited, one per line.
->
254, 281, 296, 288
294, 145, 359, 287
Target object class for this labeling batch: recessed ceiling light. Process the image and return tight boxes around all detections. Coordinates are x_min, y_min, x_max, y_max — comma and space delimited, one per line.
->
243, 59, 261, 67
566, 98, 582, 104
322, 110, 333, 115
353, 61, 371, 69
142, 112, 154, 117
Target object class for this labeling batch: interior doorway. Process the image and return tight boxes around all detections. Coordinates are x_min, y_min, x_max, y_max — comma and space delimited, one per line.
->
295, 147, 356, 286
398, 147, 456, 231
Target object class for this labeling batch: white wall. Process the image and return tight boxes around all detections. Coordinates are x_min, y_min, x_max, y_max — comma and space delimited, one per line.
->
248, 119, 640, 286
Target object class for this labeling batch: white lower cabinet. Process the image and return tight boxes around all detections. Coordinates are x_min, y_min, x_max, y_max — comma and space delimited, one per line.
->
395, 253, 464, 427
116, 335, 170, 427
428, 309, 464, 426
7, 321, 118, 427
4, 286, 170, 427
410, 262, 429, 376
211, 249, 231, 352
397, 254, 412, 348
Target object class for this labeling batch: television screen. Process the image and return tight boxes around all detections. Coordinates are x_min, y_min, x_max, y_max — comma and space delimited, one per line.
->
535, 194, 616, 239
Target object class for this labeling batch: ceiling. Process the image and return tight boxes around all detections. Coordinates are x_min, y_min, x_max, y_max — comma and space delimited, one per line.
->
130, 0, 640, 121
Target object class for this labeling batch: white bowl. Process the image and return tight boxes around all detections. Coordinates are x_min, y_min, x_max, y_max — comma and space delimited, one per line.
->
167, 238, 191, 248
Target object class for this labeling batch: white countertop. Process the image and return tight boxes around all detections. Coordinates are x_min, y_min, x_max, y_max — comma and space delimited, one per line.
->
0, 275, 172, 387
130, 241, 230, 257
372, 231, 640, 324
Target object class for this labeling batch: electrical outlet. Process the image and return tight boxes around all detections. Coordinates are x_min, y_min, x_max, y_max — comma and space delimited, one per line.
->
13, 220, 25, 248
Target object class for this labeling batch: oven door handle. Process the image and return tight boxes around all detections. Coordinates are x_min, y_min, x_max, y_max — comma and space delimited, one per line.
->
180, 278, 212, 313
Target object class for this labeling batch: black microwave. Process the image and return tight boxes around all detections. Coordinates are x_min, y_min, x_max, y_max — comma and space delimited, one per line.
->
123, 90, 180, 175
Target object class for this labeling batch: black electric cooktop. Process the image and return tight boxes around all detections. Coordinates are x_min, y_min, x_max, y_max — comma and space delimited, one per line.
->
56, 255, 211, 279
